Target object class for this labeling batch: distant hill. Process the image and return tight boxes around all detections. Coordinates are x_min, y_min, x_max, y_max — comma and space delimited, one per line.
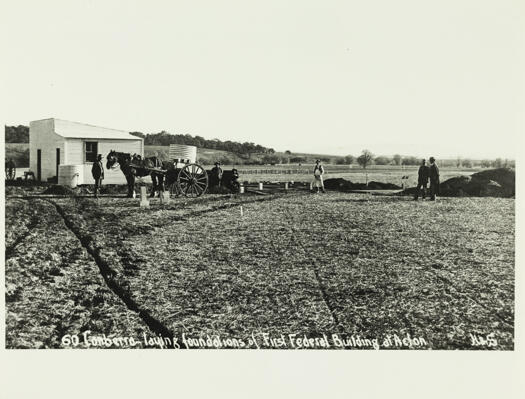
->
133, 130, 275, 157
144, 145, 345, 166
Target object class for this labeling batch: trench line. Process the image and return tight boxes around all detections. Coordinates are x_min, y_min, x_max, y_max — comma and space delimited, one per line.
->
5, 216, 39, 260
45, 199, 176, 348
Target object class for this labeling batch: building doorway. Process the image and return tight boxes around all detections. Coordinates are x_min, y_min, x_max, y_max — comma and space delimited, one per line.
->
37, 149, 42, 181
56, 148, 60, 178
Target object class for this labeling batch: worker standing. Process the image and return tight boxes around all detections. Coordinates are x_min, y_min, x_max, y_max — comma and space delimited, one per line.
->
91, 154, 104, 198
428, 156, 440, 201
313, 159, 326, 193
211, 162, 223, 188
414, 159, 430, 200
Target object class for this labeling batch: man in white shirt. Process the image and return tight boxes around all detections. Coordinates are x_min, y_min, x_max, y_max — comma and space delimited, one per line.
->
313, 159, 326, 193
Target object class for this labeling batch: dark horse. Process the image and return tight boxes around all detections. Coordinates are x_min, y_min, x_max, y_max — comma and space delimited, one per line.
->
106, 150, 166, 198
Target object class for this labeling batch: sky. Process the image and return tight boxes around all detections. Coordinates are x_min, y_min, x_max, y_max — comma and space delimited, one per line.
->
1, 0, 523, 159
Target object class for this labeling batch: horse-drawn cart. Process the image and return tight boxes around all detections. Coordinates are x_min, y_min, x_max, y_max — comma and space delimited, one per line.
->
106, 149, 209, 198
133, 160, 209, 198
106, 141, 243, 198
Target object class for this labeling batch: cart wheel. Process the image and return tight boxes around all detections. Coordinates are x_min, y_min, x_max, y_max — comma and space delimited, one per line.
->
178, 164, 208, 197
6, 166, 16, 181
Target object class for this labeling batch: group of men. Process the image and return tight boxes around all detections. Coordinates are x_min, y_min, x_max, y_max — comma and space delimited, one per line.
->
414, 157, 440, 201
310, 157, 440, 200
210, 162, 240, 192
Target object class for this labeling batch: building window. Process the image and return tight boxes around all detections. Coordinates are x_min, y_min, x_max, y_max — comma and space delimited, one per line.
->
85, 142, 98, 162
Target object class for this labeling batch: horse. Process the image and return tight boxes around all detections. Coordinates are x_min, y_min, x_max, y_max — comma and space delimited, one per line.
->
105, 150, 167, 198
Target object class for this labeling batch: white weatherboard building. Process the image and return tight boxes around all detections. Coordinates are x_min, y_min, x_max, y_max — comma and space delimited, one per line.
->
29, 118, 144, 185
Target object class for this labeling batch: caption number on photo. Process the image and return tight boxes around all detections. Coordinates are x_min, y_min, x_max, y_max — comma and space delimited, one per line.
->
61, 334, 80, 347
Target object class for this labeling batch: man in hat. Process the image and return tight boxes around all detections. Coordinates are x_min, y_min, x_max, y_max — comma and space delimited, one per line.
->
211, 161, 223, 189
428, 156, 440, 201
313, 159, 326, 193
91, 154, 104, 198
414, 159, 430, 200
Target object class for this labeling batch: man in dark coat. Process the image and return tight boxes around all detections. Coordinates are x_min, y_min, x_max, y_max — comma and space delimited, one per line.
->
414, 159, 429, 200
428, 156, 440, 201
210, 162, 223, 188
91, 154, 104, 198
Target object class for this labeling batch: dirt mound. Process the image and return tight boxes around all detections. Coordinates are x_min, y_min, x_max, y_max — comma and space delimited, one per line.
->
402, 168, 515, 197
42, 185, 77, 196
367, 181, 402, 190
207, 185, 235, 194
324, 178, 357, 190
438, 176, 472, 197
5, 186, 28, 196
324, 178, 401, 191
440, 168, 514, 197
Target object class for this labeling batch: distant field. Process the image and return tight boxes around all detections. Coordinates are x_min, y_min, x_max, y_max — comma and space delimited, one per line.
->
229, 165, 481, 186
4, 143, 29, 167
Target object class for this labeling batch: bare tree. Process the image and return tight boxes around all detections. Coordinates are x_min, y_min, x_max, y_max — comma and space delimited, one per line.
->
357, 149, 374, 185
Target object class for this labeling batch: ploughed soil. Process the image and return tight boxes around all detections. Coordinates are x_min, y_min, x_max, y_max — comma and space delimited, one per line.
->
4, 191, 515, 349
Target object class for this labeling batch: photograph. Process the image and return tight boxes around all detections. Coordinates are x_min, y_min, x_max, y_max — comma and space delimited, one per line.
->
1, 0, 523, 397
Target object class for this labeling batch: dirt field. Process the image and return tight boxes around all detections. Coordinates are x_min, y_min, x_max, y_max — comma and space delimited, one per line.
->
5, 189, 514, 349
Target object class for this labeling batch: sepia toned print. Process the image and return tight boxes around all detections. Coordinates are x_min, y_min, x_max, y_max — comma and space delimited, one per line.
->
3, 1, 518, 352
4, 119, 515, 349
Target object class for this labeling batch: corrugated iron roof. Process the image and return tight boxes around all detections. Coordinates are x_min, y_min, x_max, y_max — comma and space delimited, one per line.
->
51, 119, 141, 140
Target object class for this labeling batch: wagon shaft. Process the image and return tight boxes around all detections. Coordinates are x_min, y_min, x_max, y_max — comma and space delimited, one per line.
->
129, 164, 167, 175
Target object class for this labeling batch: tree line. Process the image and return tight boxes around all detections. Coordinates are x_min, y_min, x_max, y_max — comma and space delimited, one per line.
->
4, 125, 275, 156
130, 130, 274, 156
4, 125, 29, 143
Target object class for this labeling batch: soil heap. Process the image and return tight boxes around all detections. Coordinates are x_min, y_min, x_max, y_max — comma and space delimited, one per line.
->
403, 168, 514, 198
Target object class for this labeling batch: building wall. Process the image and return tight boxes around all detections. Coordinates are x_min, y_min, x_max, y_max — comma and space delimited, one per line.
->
29, 119, 65, 181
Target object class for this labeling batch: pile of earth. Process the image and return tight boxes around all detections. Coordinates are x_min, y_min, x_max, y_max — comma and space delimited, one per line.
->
4, 186, 29, 196
324, 178, 402, 191
42, 185, 77, 196
207, 185, 235, 194
402, 168, 515, 198
5, 179, 49, 188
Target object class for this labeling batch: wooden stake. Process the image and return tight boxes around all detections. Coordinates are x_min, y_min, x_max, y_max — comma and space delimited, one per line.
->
139, 186, 149, 208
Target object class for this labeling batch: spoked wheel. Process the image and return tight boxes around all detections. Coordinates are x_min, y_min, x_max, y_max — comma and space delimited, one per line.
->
177, 164, 208, 197
6, 166, 16, 181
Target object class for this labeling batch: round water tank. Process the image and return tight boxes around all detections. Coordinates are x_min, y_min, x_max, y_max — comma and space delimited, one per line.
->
58, 165, 83, 188
169, 144, 197, 167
